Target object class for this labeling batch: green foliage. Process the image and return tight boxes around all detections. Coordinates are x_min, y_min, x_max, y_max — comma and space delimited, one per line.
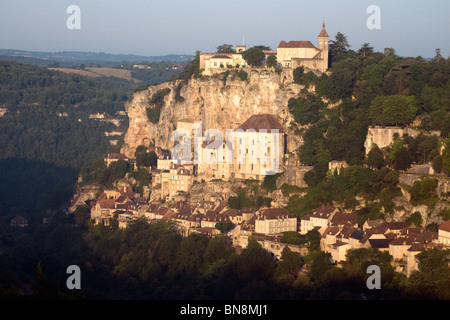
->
369, 95, 417, 126
174, 81, 185, 102
288, 166, 401, 218
275, 247, 303, 279
262, 172, 283, 192
409, 178, 439, 206
135, 150, 157, 168
149, 88, 171, 109
131, 67, 181, 85
406, 211, 423, 227
216, 44, 235, 53
288, 94, 325, 126
227, 196, 242, 209
293, 66, 305, 84
215, 221, 235, 234
280, 231, 307, 245
235, 69, 248, 81
146, 107, 160, 123
265, 55, 277, 68
393, 147, 412, 171
178, 51, 200, 82
366, 145, 385, 169
408, 248, 450, 299
242, 47, 265, 67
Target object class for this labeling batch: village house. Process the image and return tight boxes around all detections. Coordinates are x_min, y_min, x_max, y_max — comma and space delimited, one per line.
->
221, 207, 255, 225
104, 153, 131, 167
229, 215, 256, 248
255, 208, 297, 235
438, 220, 450, 246
90, 186, 136, 225
68, 194, 87, 213
160, 162, 195, 200
10, 215, 28, 227
300, 205, 341, 235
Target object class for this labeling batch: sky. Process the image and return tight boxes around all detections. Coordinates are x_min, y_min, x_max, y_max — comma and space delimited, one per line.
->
1, 0, 449, 59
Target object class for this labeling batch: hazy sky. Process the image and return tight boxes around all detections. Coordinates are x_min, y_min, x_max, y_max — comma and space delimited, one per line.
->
1, 0, 449, 58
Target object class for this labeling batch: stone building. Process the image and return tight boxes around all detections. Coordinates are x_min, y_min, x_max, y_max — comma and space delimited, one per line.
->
200, 23, 329, 74
438, 221, 450, 246
254, 208, 297, 235
161, 162, 195, 200
277, 23, 329, 72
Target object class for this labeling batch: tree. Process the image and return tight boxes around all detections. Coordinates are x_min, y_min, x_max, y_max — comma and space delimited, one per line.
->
293, 66, 304, 84
408, 248, 450, 299
366, 145, 385, 169
358, 43, 374, 59
330, 32, 351, 63
406, 211, 423, 227
242, 47, 265, 67
216, 44, 235, 54
135, 151, 157, 168
309, 251, 333, 281
305, 229, 321, 251
393, 147, 412, 171
369, 95, 417, 126
410, 178, 438, 205
275, 247, 303, 278
265, 55, 277, 68
227, 196, 241, 209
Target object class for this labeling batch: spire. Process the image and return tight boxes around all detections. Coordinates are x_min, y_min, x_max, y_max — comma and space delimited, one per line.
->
319, 21, 329, 38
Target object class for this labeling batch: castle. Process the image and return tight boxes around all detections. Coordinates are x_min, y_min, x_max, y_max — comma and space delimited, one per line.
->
199, 23, 329, 73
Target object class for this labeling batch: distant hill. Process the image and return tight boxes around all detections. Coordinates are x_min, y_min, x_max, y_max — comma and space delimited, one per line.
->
0, 49, 194, 66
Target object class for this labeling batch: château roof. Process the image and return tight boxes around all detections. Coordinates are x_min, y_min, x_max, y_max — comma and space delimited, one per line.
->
278, 40, 317, 49
237, 114, 283, 133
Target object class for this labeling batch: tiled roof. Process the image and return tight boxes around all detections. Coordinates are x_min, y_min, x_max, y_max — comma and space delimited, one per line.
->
237, 114, 283, 133
369, 238, 394, 249
439, 221, 450, 233
259, 208, 295, 220
211, 55, 233, 59
278, 40, 317, 49
318, 23, 329, 37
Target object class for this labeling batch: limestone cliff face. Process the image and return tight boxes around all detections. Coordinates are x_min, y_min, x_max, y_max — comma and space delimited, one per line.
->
121, 69, 304, 158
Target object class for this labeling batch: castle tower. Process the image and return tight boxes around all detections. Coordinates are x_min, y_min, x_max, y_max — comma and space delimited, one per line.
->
318, 22, 329, 71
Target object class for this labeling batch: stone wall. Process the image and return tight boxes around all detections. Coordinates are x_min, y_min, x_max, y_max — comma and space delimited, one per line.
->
276, 165, 313, 189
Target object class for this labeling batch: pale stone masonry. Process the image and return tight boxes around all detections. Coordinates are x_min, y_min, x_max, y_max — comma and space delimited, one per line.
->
255, 208, 297, 235
438, 221, 450, 246
200, 23, 329, 74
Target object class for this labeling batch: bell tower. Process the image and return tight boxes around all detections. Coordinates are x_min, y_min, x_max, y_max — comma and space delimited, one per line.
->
318, 22, 329, 71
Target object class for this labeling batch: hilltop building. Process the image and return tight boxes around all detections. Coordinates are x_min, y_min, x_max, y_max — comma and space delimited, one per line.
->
199, 23, 329, 73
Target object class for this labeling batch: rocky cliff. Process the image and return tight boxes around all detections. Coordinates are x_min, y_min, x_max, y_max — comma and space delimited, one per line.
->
121, 68, 305, 158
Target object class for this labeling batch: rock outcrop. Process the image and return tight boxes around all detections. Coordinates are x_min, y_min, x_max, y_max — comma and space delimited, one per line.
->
121, 69, 304, 158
